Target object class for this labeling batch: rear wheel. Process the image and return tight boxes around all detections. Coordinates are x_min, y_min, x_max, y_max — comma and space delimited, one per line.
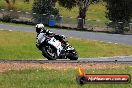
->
41, 45, 58, 60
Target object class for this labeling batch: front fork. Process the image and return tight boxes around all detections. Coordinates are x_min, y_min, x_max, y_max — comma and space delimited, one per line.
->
59, 43, 75, 59
58, 43, 68, 59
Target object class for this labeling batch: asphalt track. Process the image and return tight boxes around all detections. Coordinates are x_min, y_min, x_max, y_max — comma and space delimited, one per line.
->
0, 56, 132, 63
0, 24, 132, 62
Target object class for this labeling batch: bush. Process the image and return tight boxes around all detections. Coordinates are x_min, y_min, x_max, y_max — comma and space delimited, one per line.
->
2, 13, 12, 22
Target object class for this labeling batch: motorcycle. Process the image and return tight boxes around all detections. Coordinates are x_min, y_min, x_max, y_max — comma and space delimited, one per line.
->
36, 32, 78, 60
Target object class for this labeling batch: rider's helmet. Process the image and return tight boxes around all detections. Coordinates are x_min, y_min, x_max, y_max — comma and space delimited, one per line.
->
35, 23, 45, 33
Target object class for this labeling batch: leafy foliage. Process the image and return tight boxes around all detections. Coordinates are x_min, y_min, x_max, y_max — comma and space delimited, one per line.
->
104, 0, 132, 33
104, 0, 132, 22
32, 0, 59, 15
58, 0, 77, 10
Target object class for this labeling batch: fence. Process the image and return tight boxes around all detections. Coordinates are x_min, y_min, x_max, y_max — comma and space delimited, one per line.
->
0, 9, 132, 33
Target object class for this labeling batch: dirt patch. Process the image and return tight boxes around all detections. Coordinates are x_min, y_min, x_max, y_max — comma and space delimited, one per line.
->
0, 62, 130, 72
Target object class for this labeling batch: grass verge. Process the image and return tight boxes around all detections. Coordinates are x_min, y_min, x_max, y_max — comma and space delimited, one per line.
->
0, 30, 132, 59
0, 67, 132, 88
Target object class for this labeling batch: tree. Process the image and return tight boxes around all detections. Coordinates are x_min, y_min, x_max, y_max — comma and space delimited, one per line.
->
104, 0, 132, 33
58, 0, 97, 29
32, 0, 58, 15
77, 0, 91, 29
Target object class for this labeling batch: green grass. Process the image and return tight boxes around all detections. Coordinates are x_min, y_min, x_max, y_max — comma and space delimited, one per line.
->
14, 0, 34, 12
69, 38, 132, 58
0, 30, 132, 59
0, 0, 33, 12
0, 30, 43, 59
0, 67, 132, 88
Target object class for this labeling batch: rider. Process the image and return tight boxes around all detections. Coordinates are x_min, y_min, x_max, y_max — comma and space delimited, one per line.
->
35, 23, 66, 48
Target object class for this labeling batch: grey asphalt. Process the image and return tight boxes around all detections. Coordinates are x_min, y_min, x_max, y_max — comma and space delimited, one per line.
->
80, 56, 132, 61
0, 24, 132, 61
0, 24, 132, 45
0, 56, 132, 63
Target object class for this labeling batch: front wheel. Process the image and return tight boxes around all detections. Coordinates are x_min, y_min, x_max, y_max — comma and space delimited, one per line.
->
41, 45, 58, 60
67, 50, 78, 60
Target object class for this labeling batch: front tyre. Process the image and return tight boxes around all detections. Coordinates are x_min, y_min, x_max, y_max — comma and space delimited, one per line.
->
67, 50, 78, 60
41, 45, 58, 60
76, 76, 87, 85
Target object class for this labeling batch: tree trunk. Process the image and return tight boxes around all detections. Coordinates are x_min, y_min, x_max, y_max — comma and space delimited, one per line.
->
24, 0, 29, 3
5, 0, 16, 10
5, 0, 10, 4
77, 7, 86, 29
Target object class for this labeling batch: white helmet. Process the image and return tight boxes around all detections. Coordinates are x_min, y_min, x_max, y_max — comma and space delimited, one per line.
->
36, 23, 44, 33
36, 23, 44, 28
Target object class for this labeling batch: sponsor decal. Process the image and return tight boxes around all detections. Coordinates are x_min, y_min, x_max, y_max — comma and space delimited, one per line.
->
76, 66, 131, 85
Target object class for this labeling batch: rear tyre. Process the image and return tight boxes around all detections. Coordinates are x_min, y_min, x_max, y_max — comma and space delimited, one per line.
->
41, 45, 58, 60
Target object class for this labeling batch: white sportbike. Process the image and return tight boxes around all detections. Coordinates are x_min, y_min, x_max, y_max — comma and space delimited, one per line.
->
36, 32, 78, 60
